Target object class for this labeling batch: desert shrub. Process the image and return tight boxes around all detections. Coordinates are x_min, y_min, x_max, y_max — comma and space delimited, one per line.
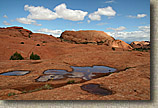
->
112, 47, 115, 51
20, 42, 24, 44
36, 44, 40, 46
97, 41, 104, 45
10, 52, 24, 60
42, 41, 47, 43
8, 92, 16, 96
30, 52, 40, 60
80, 42, 89, 44
42, 84, 53, 89
28, 32, 32, 38
98, 41, 104, 43
67, 80, 75, 84
23, 84, 53, 93
22, 90, 27, 94
133, 48, 150, 52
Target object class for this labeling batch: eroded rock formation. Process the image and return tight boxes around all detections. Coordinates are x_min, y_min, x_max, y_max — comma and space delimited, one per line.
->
130, 41, 150, 49
60, 30, 133, 50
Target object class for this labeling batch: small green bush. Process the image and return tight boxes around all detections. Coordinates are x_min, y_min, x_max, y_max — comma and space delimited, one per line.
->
8, 92, 16, 96
36, 44, 40, 46
10, 52, 24, 60
42, 84, 53, 89
112, 47, 115, 51
42, 41, 47, 43
30, 52, 40, 60
23, 84, 53, 93
28, 32, 32, 38
20, 42, 24, 44
67, 80, 75, 84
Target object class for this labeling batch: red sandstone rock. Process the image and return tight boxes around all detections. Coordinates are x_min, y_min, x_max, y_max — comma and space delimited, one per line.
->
130, 41, 150, 49
0, 27, 150, 100
61, 30, 132, 50
61, 30, 114, 43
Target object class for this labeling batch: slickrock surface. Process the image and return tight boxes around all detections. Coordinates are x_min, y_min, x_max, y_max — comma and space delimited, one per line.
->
0, 27, 150, 100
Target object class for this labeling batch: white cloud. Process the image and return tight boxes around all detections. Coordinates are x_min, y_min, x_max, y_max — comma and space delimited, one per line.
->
104, 0, 115, 4
3, 15, 8, 18
16, 17, 42, 26
107, 26, 126, 31
33, 22, 42, 26
89, 12, 101, 21
137, 14, 147, 18
88, 6, 116, 21
127, 14, 147, 19
54, 3, 88, 21
97, 7, 116, 16
107, 26, 150, 42
138, 26, 150, 32
23, 4, 88, 21
3, 21, 11, 25
16, 17, 36, 24
24, 5, 58, 20
36, 28, 62, 37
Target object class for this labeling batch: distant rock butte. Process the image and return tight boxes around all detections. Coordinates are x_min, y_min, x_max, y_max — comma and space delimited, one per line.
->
130, 41, 150, 49
60, 30, 133, 50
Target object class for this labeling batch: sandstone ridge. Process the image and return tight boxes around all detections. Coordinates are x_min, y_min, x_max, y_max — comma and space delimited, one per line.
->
60, 30, 132, 50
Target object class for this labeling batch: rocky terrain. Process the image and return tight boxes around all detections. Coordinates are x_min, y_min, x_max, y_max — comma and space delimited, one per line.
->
0, 27, 150, 100
130, 41, 150, 49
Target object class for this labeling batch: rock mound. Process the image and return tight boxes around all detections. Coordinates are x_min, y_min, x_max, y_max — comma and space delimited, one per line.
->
60, 30, 132, 50
60, 30, 114, 43
130, 41, 150, 49
0, 26, 60, 42
104, 39, 133, 50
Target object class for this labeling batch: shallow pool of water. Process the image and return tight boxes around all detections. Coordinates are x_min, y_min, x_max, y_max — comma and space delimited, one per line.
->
80, 84, 112, 96
36, 66, 116, 82
0, 70, 30, 76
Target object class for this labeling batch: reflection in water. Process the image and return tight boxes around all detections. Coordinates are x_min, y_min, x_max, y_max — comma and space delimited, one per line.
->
80, 84, 112, 96
0, 71, 30, 76
36, 66, 116, 82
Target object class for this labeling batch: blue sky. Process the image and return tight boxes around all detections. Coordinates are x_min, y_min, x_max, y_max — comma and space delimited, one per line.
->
0, 0, 150, 43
